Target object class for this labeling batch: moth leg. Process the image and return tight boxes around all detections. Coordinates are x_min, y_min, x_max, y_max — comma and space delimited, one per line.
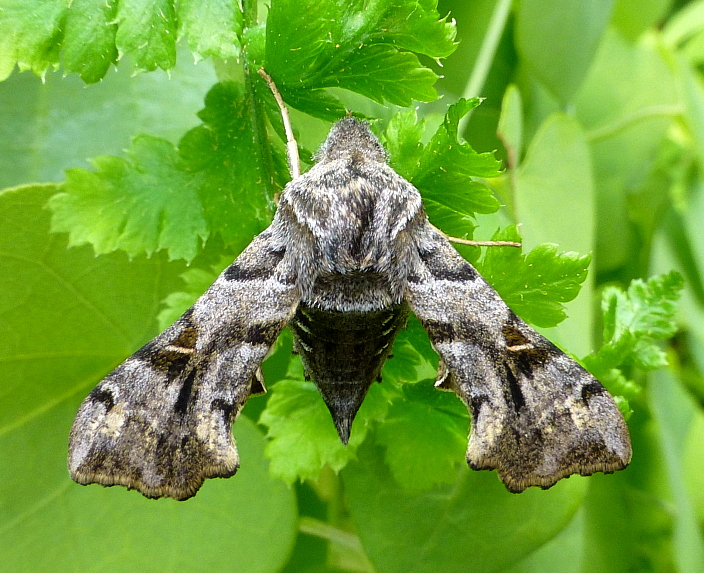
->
69, 230, 299, 500
405, 225, 631, 492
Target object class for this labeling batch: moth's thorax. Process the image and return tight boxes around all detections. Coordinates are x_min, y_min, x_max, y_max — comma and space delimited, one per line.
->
280, 151, 424, 309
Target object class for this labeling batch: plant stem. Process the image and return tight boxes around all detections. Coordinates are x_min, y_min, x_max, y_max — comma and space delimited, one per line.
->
299, 517, 362, 552
299, 517, 375, 573
458, 0, 513, 136
258, 68, 301, 179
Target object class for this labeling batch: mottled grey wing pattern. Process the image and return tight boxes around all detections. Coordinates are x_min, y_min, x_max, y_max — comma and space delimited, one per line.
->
405, 224, 632, 493
68, 230, 299, 500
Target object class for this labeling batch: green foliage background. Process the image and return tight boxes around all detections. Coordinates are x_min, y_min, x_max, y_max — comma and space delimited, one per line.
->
1, 0, 703, 571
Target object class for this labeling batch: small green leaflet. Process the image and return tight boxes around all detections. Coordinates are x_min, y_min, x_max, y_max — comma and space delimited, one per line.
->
583, 271, 684, 416
49, 136, 208, 262
259, 368, 396, 484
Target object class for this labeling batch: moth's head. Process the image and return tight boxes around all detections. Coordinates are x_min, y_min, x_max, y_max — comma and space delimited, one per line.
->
315, 118, 388, 164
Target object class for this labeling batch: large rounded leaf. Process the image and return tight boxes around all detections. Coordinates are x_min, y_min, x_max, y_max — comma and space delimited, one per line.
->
343, 442, 586, 573
0, 185, 297, 572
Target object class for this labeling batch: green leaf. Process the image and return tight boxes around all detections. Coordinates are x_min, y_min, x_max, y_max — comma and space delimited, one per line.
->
497, 84, 524, 168
415, 98, 503, 180
178, 0, 243, 62
375, 379, 468, 492
259, 376, 395, 483
180, 82, 277, 251
587, 271, 683, 373
515, 0, 613, 103
513, 112, 596, 355
3, 0, 456, 91
514, 113, 595, 254
399, 315, 439, 366
276, 87, 348, 124
62, 0, 118, 83
115, 0, 178, 73
48, 82, 274, 262
477, 227, 591, 329
334, 44, 439, 105
677, 51, 704, 171
583, 272, 683, 417
381, 320, 430, 383
649, 370, 704, 572
49, 136, 209, 262
0, 184, 297, 572
0, 0, 65, 80
380, 0, 457, 57
0, 0, 246, 82
573, 28, 677, 275
383, 109, 425, 177
624, 273, 683, 339
613, 0, 671, 41
663, 0, 704, 48
343, 440, 587, 573
684, 408, 704, 527
265, 0, 457, 109
384, 99, 502, 237
0, 49, 217, 192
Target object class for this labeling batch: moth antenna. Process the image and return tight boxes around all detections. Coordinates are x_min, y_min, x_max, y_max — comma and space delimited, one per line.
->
257, 68, 301, 180
432, 224, 521, 248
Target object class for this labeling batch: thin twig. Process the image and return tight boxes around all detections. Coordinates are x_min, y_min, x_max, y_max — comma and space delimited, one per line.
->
432, 224, 521, 248
430, 223, 521, 247
257, 68, 301, 180
447, 237, 522, 248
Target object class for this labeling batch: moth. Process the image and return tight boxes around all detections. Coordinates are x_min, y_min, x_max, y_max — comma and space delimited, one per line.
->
69, 117, 631, 500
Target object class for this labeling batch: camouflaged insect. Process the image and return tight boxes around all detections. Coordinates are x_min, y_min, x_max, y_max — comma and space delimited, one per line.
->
69, 118, 632, 500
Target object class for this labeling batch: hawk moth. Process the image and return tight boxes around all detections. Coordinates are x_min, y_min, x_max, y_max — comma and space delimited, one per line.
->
69, 118, 632, 500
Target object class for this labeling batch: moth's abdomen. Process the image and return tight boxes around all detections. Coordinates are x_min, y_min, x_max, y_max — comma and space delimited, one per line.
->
290, 303, 408, 443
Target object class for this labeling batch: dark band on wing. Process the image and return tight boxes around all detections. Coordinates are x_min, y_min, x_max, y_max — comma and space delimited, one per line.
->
501, 322, 531, 348
419, 248, 479, 282
422, 318, 496, 350
224, 247, 286, 282
134, 312, 199, 378
504, 366, 526, 412
171, 323, 199, 350
502, 314, 553, 379
211, 398, 237, 421
174, 369, 198, 414
205, 319, 285, 353
89, 387, 116, 413
244, 321, 284, 346
581, 381, 606, 403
